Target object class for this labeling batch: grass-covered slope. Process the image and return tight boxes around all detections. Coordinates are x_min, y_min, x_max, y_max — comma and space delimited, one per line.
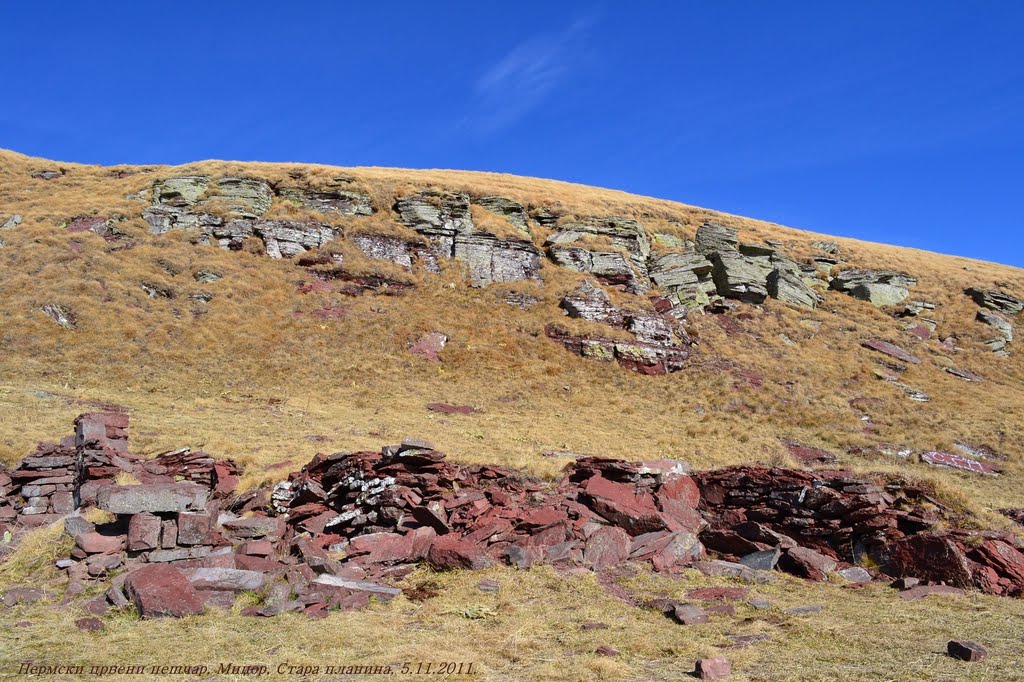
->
1, 148, 1023, 680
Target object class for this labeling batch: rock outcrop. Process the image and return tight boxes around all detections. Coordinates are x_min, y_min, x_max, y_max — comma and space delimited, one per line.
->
546, 217, 651, 293
278, 180, 373, 217
830, 270, 917, 306
965, 288, 1023, 316
648, 252, 716, 310
144, 176, 273, 243
694, 223, 819, 309
395, 191, 542, 287
254, 220, 336, 259
476, 196, 529, 234
548, 280, 691, 374
976, 310, 1013, 355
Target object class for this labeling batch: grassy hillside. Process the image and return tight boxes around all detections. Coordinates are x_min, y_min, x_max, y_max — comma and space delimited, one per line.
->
1, 148, 1023, 680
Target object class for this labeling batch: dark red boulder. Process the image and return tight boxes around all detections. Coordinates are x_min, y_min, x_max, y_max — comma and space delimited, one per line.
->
123, 565, 205, 618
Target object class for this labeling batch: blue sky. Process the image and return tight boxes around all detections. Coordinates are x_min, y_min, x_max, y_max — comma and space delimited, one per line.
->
2, 2, 1022, 266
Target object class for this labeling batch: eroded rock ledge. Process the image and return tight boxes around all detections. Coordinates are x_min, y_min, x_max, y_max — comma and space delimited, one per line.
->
1, 414, 1022, 619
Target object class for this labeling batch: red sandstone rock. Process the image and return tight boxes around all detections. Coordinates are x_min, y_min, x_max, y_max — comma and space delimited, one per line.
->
427, 535, 493, 570
861, 339, 922, 364
75, 532, 123, 555
779, 546, 837, 581
124, 565, 205, 618
583, 526, 631, 570
583, 475, 666, 536
889, 534, 973, 588
920, 452, 1002, 475
696, 657, 731, 680
349, 532, 415, 564
408, 332, 448, 362
687, 587, 749, 602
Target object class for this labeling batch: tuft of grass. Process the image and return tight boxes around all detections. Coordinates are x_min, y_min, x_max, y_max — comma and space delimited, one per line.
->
0, 522, 72, 589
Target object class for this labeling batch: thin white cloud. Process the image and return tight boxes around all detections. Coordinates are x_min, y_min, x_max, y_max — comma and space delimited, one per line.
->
466, 16, 597, 134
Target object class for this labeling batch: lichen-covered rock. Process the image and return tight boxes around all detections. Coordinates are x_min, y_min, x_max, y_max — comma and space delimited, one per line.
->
352, 234, 416, 268
560, 280, 623, 325
394, 191, 473, 253
553, 281, 689, 373
146, 175, 272, 238
279, 181, 373, 216
211, 177, 273, 218
152, 176, 209, 207
1, 214, 22, 229
812, 240, 840, 254
710, 251, 771, 304
255, 220, 336, 259
476, 196, 529, 233
546, 325, 689, 375
977, 309, 1013, 354
767, 258, 821, 309
204, 220, 255, 250
530, 207, 560, 228
965, 288, 1023, 316
391, 192, 541, 285
547, 241, 644, 291
829, 269, 917, 306
452, 233, 541, 287
649, 252, 715, 308
695, 222, 739, 255
549, 217, 651, 270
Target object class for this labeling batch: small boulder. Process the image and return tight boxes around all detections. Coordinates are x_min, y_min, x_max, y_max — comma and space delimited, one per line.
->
671, 603, 709, 625
779, 546, 836, 581
695, 657, 732, 680
75, 532, 123, 555
947, 640, 987, 662
427, 535, 493, 570
124, 564, 205, 618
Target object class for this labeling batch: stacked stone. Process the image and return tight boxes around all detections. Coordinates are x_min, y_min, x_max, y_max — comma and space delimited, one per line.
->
277, 441, 706, 576
4, 444, 78, 526
74, 412, 142, 506
694, 466, 1024, 596
0, 465, 15, 535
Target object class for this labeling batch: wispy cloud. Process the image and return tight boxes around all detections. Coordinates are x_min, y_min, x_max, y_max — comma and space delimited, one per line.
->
465, 15, 598, 135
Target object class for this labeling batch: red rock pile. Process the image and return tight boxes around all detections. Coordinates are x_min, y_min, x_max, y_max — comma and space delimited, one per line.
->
695, 466, 1024, 597
275, 443, 705, 575
3, 416, 1024, 621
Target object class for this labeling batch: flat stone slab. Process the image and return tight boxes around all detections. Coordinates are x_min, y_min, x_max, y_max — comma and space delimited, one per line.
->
188, 568, 267, 592
861, 339, 921, 364
97, 483, 208, 514
313, 575, 401, 598
921, 452, 1002, 475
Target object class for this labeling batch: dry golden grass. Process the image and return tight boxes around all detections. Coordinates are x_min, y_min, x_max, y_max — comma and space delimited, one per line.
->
4, 554, 1024, 681
2, 148, 1024, 680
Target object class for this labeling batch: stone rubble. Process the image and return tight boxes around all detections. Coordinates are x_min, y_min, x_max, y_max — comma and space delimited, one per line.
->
546, 280, 691, 374
3, 416, 1024, 623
